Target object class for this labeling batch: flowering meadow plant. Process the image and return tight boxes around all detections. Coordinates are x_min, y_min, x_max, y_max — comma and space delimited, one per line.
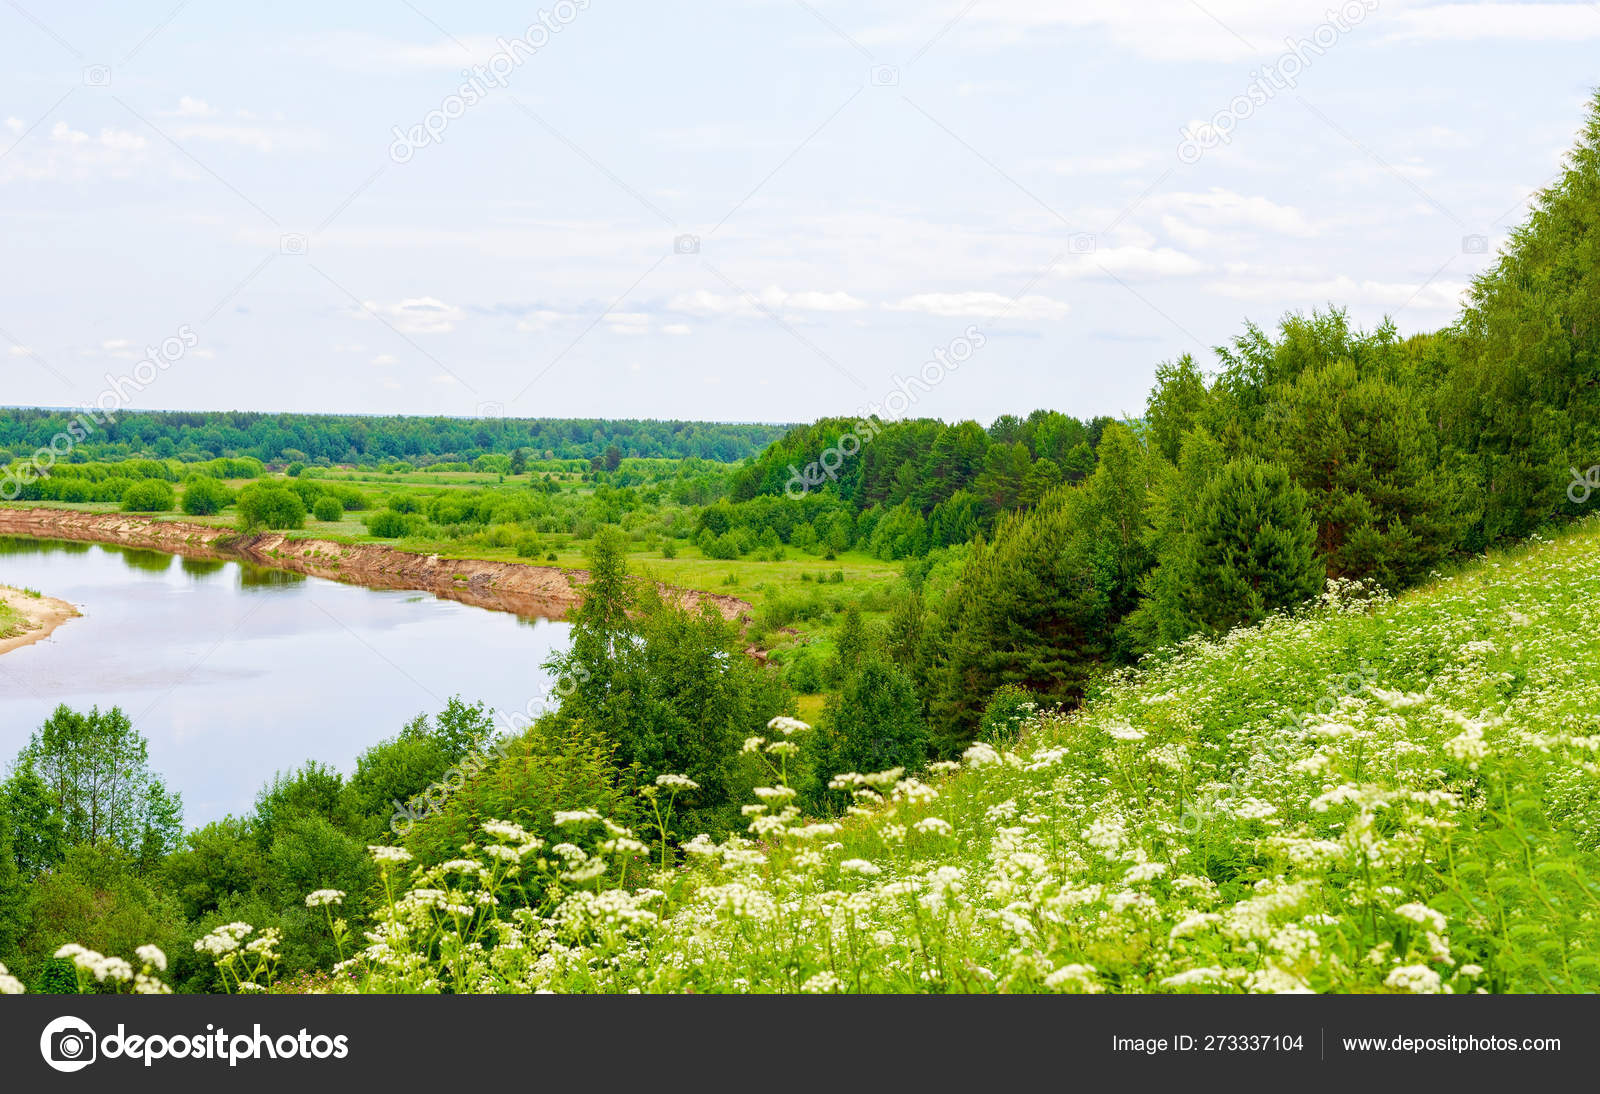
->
32, 522, 1600, 994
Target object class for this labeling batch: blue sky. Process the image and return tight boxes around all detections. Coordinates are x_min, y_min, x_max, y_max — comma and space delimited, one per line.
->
0, 1, 1596, 426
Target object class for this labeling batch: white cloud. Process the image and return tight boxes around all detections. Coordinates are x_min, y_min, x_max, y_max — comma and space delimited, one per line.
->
173, 97, 217, 117
1058, 246, 1209, 279
1043, 152, 1153, 175
1159, 189, 1320, 237
101, 339, 130, 350
668, 286, 868, 317
514, 310, 568, 333
662, 323, 693, 336
302, 32, 512, 71
0, 120, 150, 182
7, 345, 32, 357
886, 291, 1070, 320
1385, 2, 1600, 42
604, 312, 651, 335
357, 298, 463, 334
371, 354, 398, 365
1209, 270, 1471, 313
172, 122, 319, 153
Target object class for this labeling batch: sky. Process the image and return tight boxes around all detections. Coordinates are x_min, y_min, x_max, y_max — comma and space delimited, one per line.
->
0, 1, 1596, 428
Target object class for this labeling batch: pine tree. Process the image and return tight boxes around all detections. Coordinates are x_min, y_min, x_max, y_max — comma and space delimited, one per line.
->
1184, 457, 1324, 635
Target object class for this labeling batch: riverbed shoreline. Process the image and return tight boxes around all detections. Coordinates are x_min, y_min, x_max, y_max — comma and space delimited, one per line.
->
0, 506, 752, 624
0, 583, 79, 656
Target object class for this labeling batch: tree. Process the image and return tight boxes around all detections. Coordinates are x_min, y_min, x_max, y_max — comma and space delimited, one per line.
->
0, 768, 64, 877
312, 496, 343, 522
121, 479, 175, 512
162, 817, 265, 921
1263, 346, 1470, 587
1145, 353, 1212, 463
926, 424, 1151, 745
1443, 90, 1600, 542
235, 483, 306, 531
804, 655, 926, 810
510, 447, 529, 475
0, 807, 28, 962
180, 475, 232, 516
19, 705, 182, 865
1159, 457, 1325, 637
547, 535, 786, 834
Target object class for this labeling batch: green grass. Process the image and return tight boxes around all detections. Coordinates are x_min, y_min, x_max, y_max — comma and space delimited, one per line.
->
0, 594, 26, 639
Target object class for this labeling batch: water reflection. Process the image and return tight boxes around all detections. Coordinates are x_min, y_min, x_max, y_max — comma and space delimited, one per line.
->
120, 548, 176, 575
179, 557, 226, 579
0, 536, 571, 825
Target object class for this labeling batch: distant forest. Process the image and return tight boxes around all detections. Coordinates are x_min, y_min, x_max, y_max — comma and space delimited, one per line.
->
0, 409, 791, 466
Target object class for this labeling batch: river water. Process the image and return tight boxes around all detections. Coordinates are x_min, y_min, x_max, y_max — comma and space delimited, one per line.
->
0, 536, 571, 825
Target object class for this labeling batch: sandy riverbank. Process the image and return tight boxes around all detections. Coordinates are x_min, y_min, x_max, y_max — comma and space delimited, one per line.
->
0, 584, 79, 656
0, 506, 752, 624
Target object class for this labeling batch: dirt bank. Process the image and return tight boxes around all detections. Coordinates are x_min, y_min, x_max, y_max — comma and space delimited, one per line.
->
0, 507, 752, 624
0, 583, 79, 656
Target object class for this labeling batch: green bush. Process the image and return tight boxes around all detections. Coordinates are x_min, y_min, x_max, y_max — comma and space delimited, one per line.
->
121, 479, 175, 512
366, 510, 410, 538
180, 476, 232, 516
235, 483, 307, 531
312, 497, 343, 522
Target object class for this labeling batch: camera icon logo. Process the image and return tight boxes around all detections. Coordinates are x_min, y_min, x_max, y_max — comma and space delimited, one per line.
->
673, 234, 700, 255
1068, 232, 1097, 255
476, 400, 505, 419
280, 233, 309, 256
40, 1016, 98, 1073
82, 65, 112, 87
869, 64, 899, 87
1462, 234, 1488, 255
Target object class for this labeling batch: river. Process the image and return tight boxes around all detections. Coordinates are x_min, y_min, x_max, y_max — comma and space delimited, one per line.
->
0, 536, 572, 826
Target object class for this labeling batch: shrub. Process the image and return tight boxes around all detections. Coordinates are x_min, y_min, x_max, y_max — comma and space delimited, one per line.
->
366, 510, 410, 538
978, 684, 1040, 746
312, 497, 343, 522
235, 483, 307, 531
121, 479, 175, 512
180, 476, 232, 516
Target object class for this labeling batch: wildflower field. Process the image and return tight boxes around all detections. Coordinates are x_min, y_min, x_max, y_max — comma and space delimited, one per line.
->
17, 519, 1600, 996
